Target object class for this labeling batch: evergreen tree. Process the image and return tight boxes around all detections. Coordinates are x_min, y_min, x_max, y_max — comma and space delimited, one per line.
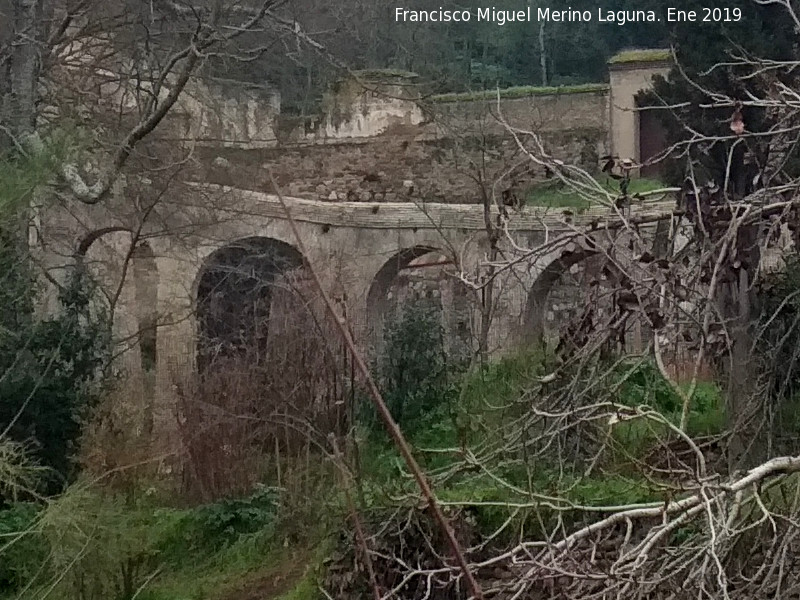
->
638, 0, 796, 187
0, 146, 110, 496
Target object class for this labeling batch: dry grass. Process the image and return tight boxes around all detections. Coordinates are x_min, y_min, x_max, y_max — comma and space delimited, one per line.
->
177, 270, 352, 502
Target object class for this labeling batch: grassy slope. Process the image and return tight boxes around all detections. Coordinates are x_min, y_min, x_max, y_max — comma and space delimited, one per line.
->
356, 353, 724, 537
142, 545, 322, 600
0, 486, 326, 600
161, 355, 722, 596
525, 177, 669, 211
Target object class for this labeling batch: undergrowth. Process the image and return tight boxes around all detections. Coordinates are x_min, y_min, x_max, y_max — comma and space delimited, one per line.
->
0, 483, 327, 600
0, 346, 725, 600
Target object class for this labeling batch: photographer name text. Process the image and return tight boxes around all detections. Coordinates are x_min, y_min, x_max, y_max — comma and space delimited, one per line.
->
394, 6, 743, 26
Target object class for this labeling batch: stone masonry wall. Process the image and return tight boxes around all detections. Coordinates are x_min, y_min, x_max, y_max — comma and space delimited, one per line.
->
190, 128, 604, 204
165, 76, 612, 204
53, 41, 663, 206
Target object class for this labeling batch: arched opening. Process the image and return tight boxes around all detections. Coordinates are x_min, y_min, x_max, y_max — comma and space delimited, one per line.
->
365, 245, 470, 428
195, 237, 305, 372
524, 249, 606, 346
188, 237, 350, 500
523, 249, 649, 352
366, 246, 470, 362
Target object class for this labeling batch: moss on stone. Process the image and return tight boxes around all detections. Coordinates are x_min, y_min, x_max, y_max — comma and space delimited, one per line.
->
608, 48, 671, 65
430, 83, 609, 104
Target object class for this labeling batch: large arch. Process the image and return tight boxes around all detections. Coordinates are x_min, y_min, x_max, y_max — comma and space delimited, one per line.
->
195, 236, 306, 372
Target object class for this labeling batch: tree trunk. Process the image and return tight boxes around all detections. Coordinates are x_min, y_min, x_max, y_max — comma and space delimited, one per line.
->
2, 0, 44, 147
723, 224, 761, 472
539, 20, 547, 86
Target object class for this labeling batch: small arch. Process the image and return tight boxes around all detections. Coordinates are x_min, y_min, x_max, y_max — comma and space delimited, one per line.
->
522, 249, 602, 346
366, 246, 455, 356
195, 237, 306, 372
367, 246, 439, 314
523, 247, 643, 350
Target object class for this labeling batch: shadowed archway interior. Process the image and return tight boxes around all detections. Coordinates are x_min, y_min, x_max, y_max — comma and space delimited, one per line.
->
195, 237, 305, 372
366, 246, 441, 348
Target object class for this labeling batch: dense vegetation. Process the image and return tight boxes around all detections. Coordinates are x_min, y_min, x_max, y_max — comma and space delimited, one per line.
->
0, 313, 727, 599
0, 142, 110, 494
225, 0, 673, 113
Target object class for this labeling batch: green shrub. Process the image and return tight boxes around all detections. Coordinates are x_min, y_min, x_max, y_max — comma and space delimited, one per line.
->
3, 484, 281, 600
610, 361, 723, 457
368, 298, 460, 433
0, 263, 111, 494
0, 134, 111, 495
684, 382, 725, 435
616, 360, 681, 413
0, 503, 47, 594
459, 349, 545, 414
35, 486, 169, 600
616, 361, 722, 427
159, 485, 279, 559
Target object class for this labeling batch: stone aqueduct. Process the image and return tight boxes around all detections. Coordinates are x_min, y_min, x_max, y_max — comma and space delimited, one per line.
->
38, 52, 676, 415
